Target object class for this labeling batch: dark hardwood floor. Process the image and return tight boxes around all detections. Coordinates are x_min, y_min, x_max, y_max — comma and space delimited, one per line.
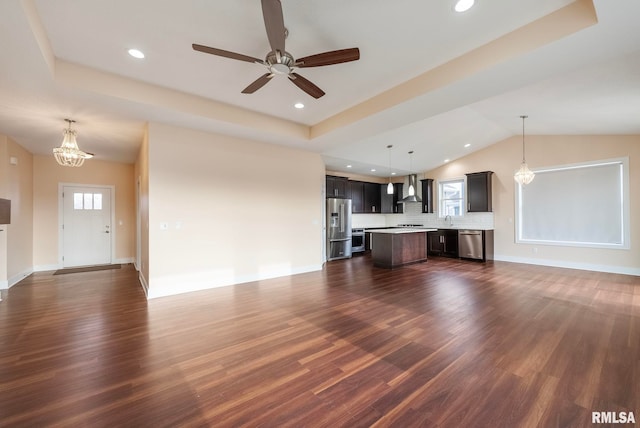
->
1, 256, 638, 427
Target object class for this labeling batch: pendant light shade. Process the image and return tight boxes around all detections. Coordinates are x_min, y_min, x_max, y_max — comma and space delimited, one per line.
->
514, 115, 534, 185
53, 119, 93, 167
386, 145, 394, 194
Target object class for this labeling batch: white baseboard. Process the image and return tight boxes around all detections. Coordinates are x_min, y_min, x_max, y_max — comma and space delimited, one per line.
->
147, 264, 322, 299
494, 254, 640, 276
1, 268, 34, 290
8, 268, 33, 288
138, 271, 149, 297
34, 263, 61, 272
115, 257, 134, 265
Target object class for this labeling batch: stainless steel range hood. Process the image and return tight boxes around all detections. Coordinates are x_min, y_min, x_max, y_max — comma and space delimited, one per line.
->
400, 174, 422, 203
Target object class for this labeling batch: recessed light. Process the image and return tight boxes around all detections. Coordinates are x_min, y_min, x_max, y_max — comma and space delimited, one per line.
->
346, 165, 352, 168
371, 169, 376, 172
464, 143, 471, 148
444, 159, 450, 163
454, 0, 475, 13
128, 48, 145, 59
294, 102, 304, 109
391, 172, 396, 176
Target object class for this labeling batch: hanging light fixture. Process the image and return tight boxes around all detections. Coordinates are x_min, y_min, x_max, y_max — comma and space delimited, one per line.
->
407, 151, 416, 196
400, 151, 422, 203
53, 119, 93, 167
386, 145, 394, 194
514, 115, 535, 185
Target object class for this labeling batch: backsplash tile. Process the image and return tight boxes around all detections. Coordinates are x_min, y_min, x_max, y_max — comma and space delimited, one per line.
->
352, 202, 494, 230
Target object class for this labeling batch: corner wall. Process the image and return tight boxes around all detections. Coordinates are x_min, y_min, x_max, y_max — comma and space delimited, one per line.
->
134, 124, 150, 294
425, 134, 640, 275
0, 136, 34, 288
146, 123, 325, 298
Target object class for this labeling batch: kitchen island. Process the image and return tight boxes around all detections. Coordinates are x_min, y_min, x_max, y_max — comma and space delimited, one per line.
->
370, 228, 437, 268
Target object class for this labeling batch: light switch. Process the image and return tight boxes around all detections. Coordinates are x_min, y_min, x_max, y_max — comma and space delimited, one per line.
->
160, 222, 169, 230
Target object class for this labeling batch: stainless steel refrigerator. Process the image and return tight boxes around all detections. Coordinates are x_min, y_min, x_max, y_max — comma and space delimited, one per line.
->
326, 197, 352, 261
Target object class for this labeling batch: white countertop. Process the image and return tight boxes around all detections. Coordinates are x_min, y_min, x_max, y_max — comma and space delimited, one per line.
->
370, 228, 437, 234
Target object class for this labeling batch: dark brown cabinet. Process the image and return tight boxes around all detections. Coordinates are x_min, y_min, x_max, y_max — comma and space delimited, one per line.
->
364, 182, 381, 213
427, 229, 458, 258
347, 180, 382, 213
466, 171, 493, 212
420, 179, 434, 213
348, 181, 365, 213
381, 183, 404, 213
326, 175, 348, 198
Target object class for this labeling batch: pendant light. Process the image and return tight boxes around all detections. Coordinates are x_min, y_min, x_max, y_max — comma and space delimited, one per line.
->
400, 151, 422, 203
407, 151, 416, 196
386, 145, 394, 194
53, 119, 93, 167
514, 115, 535, 185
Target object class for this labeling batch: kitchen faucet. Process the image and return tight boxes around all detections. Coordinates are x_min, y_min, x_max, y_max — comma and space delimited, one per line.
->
444, 215, 453, 226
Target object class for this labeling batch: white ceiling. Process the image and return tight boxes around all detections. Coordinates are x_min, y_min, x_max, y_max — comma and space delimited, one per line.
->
0, 0, 639, 176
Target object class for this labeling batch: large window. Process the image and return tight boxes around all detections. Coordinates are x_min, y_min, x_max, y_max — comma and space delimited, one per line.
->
516, 158, 629, 248
439, 178, 464, 217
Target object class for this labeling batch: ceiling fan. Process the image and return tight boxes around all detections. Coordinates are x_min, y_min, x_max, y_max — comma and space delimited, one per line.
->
192, 0, 360, 99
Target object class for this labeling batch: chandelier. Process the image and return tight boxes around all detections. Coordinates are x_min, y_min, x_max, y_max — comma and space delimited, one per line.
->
514, 115, 535, 185
53, 119, 93, 167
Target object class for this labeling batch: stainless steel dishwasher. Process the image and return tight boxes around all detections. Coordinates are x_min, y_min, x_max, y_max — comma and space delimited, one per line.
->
458, 230, 483, 260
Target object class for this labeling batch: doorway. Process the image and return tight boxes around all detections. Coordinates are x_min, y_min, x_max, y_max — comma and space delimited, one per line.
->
60, 185, 114, 267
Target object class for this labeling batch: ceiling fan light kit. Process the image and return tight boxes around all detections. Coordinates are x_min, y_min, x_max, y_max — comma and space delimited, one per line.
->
53, 119, 93, 167
192, 0, 360, 99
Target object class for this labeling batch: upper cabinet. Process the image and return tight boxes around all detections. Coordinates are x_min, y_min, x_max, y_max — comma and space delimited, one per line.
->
327, 176, 405, 214
346, 180, 382, 213
381, 183, 404, 213
364, 182, 381, 213
420, 179, 434, 213
348, 181, 364, 213
466, 171, 493, 212
326, 175, 348, 198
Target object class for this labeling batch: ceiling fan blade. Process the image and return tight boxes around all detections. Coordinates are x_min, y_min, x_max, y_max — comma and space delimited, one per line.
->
192, 44, 263, 64
296, 48, 360, 68
289, 73, 325, 99
242, 73, 274, 94
261, 0, 286, 53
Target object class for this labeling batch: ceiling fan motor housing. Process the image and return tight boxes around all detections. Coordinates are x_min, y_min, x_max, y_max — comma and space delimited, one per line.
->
266, 51, 295, 74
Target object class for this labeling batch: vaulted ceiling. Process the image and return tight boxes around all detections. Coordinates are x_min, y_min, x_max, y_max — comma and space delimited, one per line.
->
1, 0, 639, 176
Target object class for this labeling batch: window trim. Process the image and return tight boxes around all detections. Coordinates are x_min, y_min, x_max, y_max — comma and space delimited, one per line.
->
515, 157, 630, 249
438, 177, 465, 218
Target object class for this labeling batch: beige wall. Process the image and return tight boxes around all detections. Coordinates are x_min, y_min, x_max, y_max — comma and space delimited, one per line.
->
0, 136, 34, 288
145, 122, 325, 298
425, 134, 640, 274
33, 155, 135, 269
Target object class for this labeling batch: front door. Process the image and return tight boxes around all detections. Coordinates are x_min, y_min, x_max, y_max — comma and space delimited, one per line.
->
62, 185, 112, 267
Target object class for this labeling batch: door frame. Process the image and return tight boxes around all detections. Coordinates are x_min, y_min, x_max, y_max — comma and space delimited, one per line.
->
58, 183, 116, 268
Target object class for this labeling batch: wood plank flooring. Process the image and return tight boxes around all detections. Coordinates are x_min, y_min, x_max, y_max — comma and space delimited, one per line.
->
1, 257, 639, 427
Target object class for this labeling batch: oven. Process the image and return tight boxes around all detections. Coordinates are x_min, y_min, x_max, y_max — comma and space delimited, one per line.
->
351, 228, 365, 253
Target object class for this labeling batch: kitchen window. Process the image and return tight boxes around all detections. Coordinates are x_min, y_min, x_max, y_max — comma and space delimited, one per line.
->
439, 178, 464, 217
